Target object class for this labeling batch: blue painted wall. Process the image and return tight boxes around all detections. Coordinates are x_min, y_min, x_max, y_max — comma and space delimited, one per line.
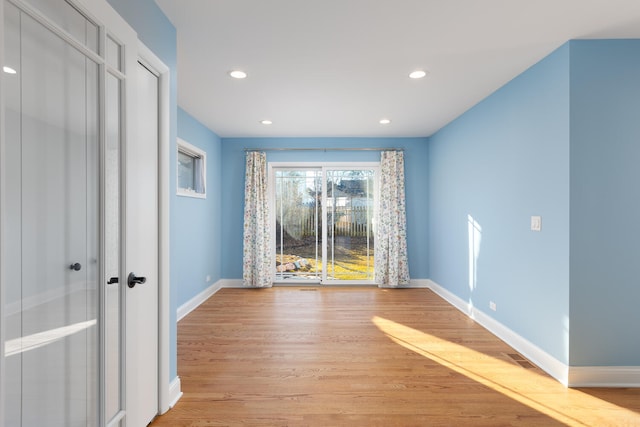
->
569, 40, 640, 366
430, 39, 640, 368
176, 108, 223, 306
221, 138, 430, 281
107, 0, 179, 379
428, 44, 571, 363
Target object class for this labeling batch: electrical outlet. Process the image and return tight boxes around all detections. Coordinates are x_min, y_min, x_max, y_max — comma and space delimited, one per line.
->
206, 275, 211, 282
489, 301, 497, 312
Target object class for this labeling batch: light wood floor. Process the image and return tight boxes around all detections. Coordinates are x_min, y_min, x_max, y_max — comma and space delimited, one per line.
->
151, 287, 640, 426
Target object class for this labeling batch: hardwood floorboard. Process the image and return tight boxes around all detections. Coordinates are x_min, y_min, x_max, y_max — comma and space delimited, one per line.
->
151, 287, 640, 426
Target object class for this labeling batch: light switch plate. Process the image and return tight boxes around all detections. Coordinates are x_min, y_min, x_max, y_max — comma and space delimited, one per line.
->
531, 215, 541, 231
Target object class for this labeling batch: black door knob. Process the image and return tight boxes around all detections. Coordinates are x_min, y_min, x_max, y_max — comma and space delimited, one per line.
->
127, 272, 147, 288
69, 263, 82, 271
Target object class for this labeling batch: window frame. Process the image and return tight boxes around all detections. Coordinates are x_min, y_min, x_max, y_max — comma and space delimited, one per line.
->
176, 137, 206, 199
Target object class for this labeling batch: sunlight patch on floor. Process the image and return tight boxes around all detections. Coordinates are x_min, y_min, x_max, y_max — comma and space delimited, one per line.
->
372, 316, 638, 426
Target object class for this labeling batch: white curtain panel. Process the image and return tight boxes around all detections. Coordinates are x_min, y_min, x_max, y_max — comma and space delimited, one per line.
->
375, 150, 410, 287
242, 151, 272, 287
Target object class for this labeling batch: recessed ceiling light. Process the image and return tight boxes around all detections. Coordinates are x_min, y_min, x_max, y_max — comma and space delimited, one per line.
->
379, 119, 391, 125
409, 70, 427, 79
229, 70, 247, 79
260, 120, 273, 125
3, 66, 17, 74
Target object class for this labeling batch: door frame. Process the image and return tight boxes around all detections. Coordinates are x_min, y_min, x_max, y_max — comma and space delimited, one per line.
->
268, 162, 379, 285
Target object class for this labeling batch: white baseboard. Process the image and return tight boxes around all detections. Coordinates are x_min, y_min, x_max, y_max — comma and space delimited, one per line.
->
408, 279, 430, 288
568, 366, 640, 387
427, 280, 569, 385
427, 280, 640, 387
176, 278, 245, 321
177, 280, 224, 321
218, 279, 432, 288
168, 376, 183, 409
378, 279, 430, 288
220, 279, 244, 288
219, 279, 430, 288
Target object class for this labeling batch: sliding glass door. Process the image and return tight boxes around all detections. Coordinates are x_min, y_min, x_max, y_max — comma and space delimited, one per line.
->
325, 169, 376, 282
272, 164, 377, 284
274, 169, 323, 281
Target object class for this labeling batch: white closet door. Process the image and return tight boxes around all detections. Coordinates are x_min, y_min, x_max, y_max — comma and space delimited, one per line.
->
124, 60, 160, 427
3, 2, 100, 425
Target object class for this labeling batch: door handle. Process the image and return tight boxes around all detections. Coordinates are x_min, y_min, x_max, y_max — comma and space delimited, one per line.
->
69, 263, 82, 271
127, 272, 147, 288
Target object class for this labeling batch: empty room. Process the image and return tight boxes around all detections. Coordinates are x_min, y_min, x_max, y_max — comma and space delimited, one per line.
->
1, 0, 640, 426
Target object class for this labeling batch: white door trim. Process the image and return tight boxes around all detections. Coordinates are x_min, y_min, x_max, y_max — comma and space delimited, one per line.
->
137, 40, 174, 415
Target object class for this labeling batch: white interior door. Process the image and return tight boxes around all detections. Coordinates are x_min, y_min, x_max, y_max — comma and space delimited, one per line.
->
124, 60, 160, 427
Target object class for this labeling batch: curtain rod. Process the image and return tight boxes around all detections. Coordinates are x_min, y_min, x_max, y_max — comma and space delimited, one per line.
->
243, 147, 404, 152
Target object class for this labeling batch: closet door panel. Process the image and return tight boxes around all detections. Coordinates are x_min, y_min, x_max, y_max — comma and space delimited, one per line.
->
3, 3, 23, 426
3, 4, 100, 425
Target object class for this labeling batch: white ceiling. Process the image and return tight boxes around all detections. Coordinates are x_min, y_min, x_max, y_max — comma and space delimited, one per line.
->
155, 0, 640, 138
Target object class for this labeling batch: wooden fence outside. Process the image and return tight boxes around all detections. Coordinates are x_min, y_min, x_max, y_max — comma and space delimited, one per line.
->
297, 205, 372, 238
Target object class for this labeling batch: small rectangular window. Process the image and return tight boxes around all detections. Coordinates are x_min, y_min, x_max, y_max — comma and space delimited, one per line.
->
177, 138, 206, 198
